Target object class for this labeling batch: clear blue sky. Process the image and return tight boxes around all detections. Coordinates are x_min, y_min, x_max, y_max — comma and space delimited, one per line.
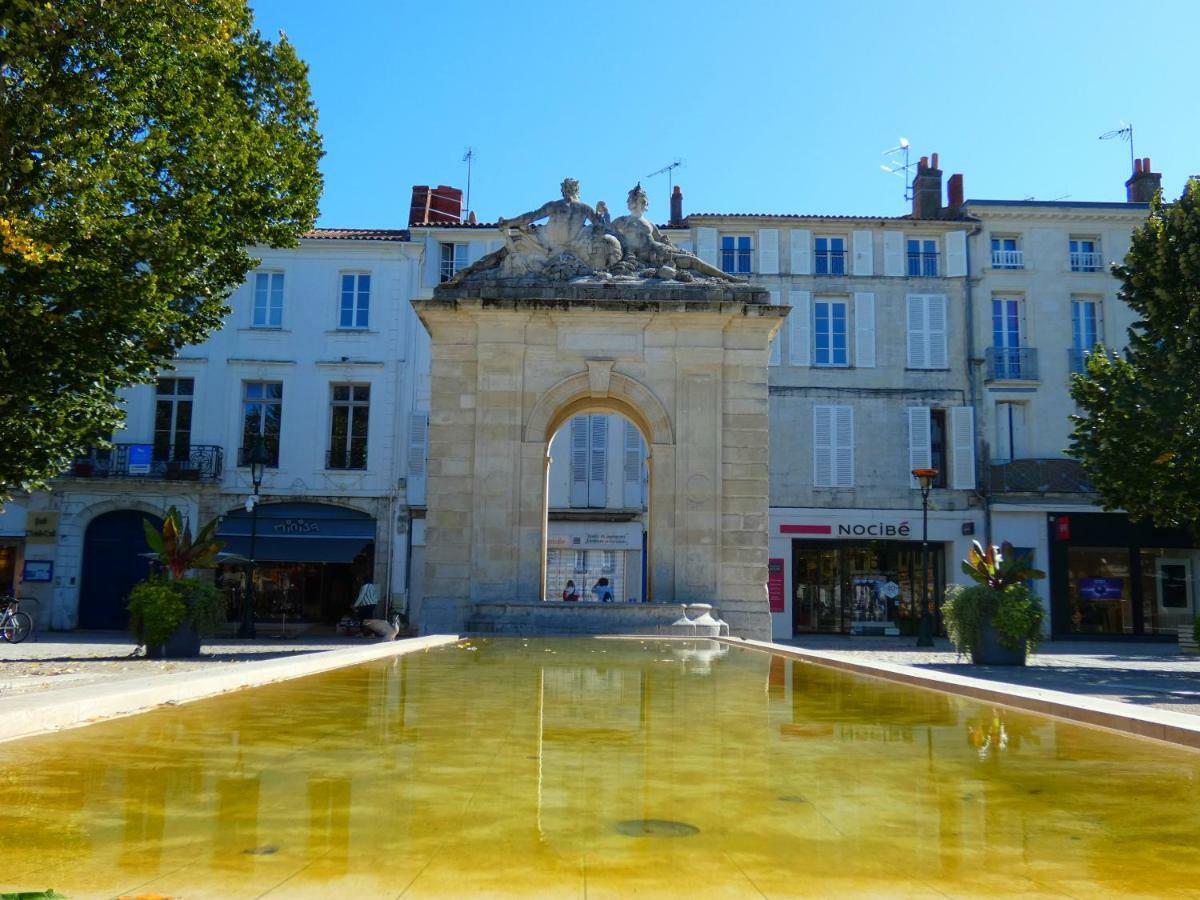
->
248, 0, 1197, 228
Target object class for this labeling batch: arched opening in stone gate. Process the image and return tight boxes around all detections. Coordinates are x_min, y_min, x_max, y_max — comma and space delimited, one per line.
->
542, 406, 650, 605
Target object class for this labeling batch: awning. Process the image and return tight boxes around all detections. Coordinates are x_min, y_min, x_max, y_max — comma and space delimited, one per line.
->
216, 501, 375, 565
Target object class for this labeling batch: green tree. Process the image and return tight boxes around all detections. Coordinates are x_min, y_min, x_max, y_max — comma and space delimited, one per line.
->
0, 0, 322, 496
1069, 178, 1200, 527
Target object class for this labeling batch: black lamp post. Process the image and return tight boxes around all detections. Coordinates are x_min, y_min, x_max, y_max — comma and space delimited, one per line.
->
239, 438, 269, 639
912, 467, 938, 648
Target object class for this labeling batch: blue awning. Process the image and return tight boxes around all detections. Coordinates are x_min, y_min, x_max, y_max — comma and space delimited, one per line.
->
217, 502, 375, 564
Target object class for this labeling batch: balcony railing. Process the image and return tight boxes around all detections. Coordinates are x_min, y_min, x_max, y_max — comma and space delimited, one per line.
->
906, 252, 939, 277
991, 249, 1024, 269
70, 443, 223, 481
326, 447, 368, 470
814, 251, 848, 276
989, 458, 1094, 494
1069, 251, 1104, 272
1068, 347, 1095, 374
985, 346, 1039, 381
238, 441, 280, 468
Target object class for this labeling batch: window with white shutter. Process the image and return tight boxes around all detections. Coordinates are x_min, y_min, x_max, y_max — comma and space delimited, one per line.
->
853, 230, 874, 276
883, 231, 905, 276
945, 230, 967, 277
906, 294, 949, 369
407, 411, 428, 505
854, 292, 875, 368
623, 420, 645, 509
951, 406, 976, 489
570, 416, 589, 507
589, 415, 607, 507
696, 227, 718, 266
814, 405, 854, 488
790, 229, 812, 275
995, 402, 1026, 462
907, 295, 927, 369
789, 290, 811, 366
758, 229, 779, 275
908, 407, 932, 488
769, 288, 781, 366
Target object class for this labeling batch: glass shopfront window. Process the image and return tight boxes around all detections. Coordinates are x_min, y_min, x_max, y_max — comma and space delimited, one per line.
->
1066, 546, 1131, 634
1140, 548, 1198, 635
793, 540, 943, 635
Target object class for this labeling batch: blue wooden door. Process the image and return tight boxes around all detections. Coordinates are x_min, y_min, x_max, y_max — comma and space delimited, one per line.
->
78, 510, 161, 630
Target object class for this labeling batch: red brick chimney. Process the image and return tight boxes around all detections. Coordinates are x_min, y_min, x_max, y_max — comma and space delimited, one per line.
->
670, 185, 684, 226
1125, 157, 1161, 203
911, 153, 943, 219
408, 185, 464, 225
946, 173, 964, 212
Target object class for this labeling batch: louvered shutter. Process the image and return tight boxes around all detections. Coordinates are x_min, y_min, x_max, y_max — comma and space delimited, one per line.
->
908, 407, 932, 488
854, 292, 875, 368
790, 229, 811, 275
951, 406, 976, 490
927, 295, 948, 369
945, 230, 967, 277
853, 230, 874, 276
589, 414, 608, 507
769, 288, 781, 366
884, 231, 905, 276
758, 229, 779, 274
834, 406, 854, 487
570, 416, 589, 507
407, 411, 428, 505
789, 290, 811, 366
813, 405, 833, 487
906, 295, 927, 368
623, 421, 643, 508
697, 227, 718, 266
423, 237, 441, 287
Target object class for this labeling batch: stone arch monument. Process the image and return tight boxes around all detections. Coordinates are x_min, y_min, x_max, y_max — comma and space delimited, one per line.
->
412, 179, 788, 639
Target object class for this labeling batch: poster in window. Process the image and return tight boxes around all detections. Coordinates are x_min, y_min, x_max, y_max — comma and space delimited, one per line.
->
1077, 577, 1123, 600
768, 558, 785, 612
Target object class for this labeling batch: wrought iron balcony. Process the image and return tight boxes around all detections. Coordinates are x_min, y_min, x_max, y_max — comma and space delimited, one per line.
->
988, 458, 1094, 494
906, 252, 940, 277
985, 346, 1039, 381
814, 251, 848, 276
70, 443, 224, 481
326, 447, 368, 470
991, 249, 1024, 269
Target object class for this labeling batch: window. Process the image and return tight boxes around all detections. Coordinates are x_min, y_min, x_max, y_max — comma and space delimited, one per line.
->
602, 550, 616, 573
813, 298, 849, 367
813, 404, 854, 488
991, 296, 1024, 378
1071, 297, 1102, 373
569, 415, 609, 508
338, 273, 370, 329
1069, 237, 1102, 272
328, 384, 369, 469
720, 235, 752, 274
994, 401, 1026, 462
440, 242, 468, 282
252, 272, 283, 328
814, 236, 846, 276
990, 236, 1023, 269
906, 238, 938, 277
909, 406, 975, 489
153, 377, 194, 462
242, 381, 282, 466
929, 409, 948, 488
906, 294, 948, 369
574, 550, 587, 573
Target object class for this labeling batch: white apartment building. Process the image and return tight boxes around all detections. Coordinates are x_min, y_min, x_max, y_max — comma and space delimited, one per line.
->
21, 229, 424, 631
965, 159, 1192, 638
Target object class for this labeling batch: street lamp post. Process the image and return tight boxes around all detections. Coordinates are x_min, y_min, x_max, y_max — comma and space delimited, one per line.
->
239, 438, 269, 639
912, 467, 938, 648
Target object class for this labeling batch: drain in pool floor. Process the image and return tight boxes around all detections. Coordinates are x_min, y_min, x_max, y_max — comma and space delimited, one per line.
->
614, 819, 700, 837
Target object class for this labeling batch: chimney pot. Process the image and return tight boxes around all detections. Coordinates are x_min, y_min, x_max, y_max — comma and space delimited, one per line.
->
1143, 157, 1151, 172
912, 154, 944, 219
931, 152, 939, 170
670, 185, 684, 226
1125, 155, 1162, 203
919, 156, 929, 170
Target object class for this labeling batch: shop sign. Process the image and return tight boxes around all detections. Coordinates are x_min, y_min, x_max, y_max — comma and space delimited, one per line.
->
127, 444, 153, 475
272, 519, 320, 535
546, 530, 639, 549
781, 520, 912, 538
1078, 577, 1122, 600
22, 560, 53, 583
767, 558, 785, 612
26, 512, 58, 543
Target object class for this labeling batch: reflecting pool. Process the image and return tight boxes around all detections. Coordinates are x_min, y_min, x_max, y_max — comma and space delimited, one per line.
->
1, 638, 1198, 898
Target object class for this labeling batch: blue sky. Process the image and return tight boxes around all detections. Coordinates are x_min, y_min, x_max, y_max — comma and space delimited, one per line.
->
248, 0, 1197, 228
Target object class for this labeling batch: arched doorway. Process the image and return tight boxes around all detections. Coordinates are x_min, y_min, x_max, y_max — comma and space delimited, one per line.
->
78, 509, 162, 630
544, 409, 650, 604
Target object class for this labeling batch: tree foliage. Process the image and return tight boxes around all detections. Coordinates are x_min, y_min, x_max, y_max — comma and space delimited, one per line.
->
1069, 179, 1200, 528
0, 0, 323, 495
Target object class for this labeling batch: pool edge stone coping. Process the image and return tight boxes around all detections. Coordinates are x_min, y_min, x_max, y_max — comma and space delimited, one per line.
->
737, 637, 1200, 752
0, 634, 463, 745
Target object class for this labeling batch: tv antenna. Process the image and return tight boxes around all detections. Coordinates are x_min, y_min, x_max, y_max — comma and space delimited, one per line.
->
1099, 122, 1134, 173
462, 146, 476, 222
646, 159, 683, 206
880, 137, 914, 202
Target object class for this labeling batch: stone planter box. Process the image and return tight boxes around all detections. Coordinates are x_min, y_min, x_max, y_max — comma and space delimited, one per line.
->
145, 622, 202, 659
970, 620, 1027, 666
1179, 624, 1199, 655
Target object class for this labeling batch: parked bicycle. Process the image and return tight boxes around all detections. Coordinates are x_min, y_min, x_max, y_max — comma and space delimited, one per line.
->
0, 597, 32, 644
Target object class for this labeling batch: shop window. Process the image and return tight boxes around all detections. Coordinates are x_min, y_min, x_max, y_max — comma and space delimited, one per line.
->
1140, 549, 1196, 635
1066, 546, 1131, 634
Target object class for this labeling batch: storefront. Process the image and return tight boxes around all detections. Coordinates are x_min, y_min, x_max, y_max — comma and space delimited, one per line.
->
0, 502, 28, 597
216, 502, 376, 624
544, 521, 644, 603
769, 508, 980, 639
1047, 512, 1198, 638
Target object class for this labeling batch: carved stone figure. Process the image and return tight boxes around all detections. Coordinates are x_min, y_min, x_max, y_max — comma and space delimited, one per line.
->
442, 177, 742, 287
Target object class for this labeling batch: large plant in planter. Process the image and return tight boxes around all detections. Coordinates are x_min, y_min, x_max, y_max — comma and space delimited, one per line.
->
128, 507, 224, 658
942, 541, 1046, 665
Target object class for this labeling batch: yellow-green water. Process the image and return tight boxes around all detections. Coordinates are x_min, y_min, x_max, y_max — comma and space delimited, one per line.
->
1, 638, 1198, 899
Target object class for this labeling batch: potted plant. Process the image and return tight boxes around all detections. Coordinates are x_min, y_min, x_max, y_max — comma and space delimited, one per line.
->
128, 507, 224, 658
942, 541, 1046, 666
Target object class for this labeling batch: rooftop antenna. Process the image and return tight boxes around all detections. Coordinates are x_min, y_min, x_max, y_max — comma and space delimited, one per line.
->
462, 146, 475, 222
881, 137, 915, 202
1099, 122, 1134, 173
646, 159, 683, 208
